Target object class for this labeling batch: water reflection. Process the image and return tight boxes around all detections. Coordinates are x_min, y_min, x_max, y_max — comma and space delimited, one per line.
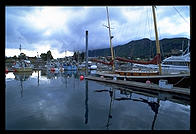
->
43, 70, 78, 79
37, 71, 40, 87
84, 80, 88, 124
38, 70, 95, 80
6, 71, 190, 130
94, 86, 188, 130
114, 90, 160, 130
14, 72, 32, 81
94, 88, 114, 130
106, 88, 114, 129
13, 72, 33, 98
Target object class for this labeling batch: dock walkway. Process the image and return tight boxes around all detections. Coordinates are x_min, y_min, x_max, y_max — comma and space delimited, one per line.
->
85, 76, 190, 96
96, 71, 190, 79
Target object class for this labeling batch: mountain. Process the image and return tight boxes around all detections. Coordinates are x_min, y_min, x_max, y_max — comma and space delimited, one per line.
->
88, 37, 189, 60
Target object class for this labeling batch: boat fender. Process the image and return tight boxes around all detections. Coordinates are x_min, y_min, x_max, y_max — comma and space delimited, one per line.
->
80, 75, 84, 80
146, 80, 151, 84
5, 68, 8, 74
51, 68, 55, 72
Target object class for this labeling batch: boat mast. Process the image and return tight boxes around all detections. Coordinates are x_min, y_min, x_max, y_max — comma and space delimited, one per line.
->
19, 44, 22, 53
106, 6, 115, 72
152, 6, 162, 75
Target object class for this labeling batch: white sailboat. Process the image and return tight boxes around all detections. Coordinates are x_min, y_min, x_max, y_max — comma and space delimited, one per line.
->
93, 6, 190, 88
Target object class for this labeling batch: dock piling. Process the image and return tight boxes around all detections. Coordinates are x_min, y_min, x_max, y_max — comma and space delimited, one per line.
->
85, 30, 88, 76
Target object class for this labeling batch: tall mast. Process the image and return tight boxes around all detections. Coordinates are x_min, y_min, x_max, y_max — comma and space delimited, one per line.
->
106, 6, 115, 72
152, 6, 162, 75
19, 44, 22, 53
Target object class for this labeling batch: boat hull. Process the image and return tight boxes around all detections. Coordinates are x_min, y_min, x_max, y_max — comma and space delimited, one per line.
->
64, 65, 77, 71
115, 70, 159, 76
125, 75, 190, 88
13, 67, 33, 72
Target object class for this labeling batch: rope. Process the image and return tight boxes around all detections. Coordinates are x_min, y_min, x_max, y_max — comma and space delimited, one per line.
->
173, 76, 186, 86
173, 6, 189, 24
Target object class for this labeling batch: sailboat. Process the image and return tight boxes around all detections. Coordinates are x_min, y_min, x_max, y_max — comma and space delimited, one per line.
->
92, 6, 190, 88
12, 44, 34, 72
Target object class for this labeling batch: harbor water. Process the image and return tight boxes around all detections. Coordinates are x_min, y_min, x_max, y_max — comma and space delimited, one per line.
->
5, 70, 190, 130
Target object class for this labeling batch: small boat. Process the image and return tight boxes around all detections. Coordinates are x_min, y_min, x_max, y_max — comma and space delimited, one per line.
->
63, 63, 77, 71
78, 63, 86, 70
45, 60, 64, 72
90, 64, 97, 70
12, 60, 34, 72
78, 61, 97, 70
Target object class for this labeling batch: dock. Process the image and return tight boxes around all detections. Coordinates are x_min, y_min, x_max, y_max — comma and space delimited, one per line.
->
94, 71, 190, 88
85, 76, 190, 96
96, 71, 190, 79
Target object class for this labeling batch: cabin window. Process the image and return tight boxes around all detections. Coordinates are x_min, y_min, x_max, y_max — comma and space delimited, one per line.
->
163, 61, 188, 66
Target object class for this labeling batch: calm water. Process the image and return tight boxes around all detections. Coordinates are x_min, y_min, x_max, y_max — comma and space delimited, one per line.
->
5, 70, 190, 130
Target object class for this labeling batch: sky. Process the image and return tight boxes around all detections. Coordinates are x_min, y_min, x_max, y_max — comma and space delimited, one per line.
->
5, 6, 190, 59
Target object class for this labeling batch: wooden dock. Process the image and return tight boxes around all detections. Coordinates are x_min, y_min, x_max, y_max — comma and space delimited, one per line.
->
95, 71, 190, 88
85, 76, 190, 96
96, 71, 190, 79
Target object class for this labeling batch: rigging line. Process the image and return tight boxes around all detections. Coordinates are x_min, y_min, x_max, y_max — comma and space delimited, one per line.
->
173, 6, 189, 24
173, 76, 186, 86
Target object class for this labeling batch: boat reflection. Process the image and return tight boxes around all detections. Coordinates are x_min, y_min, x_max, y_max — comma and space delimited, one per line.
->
43, 70, 78, 79
63, 71, 77, 78
14, 72, 32, 81
40, 70, 95, 80
13, 72, 33, 98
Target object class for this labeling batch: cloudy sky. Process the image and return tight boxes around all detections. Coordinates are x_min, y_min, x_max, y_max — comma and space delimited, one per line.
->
5, 6, 190, 58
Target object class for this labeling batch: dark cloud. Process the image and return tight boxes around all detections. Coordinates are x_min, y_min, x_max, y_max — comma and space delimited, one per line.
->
5, 6, 190, 57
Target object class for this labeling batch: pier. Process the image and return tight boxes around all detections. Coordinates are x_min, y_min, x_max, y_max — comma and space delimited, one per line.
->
85, 76, 190, 96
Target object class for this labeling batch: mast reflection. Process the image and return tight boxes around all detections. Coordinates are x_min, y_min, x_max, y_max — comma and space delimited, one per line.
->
37, 70, 40, 87
95, 87, 161, 130
106, 88, 114, 129
115, 88, 160, 130
94, 87, 115, 129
